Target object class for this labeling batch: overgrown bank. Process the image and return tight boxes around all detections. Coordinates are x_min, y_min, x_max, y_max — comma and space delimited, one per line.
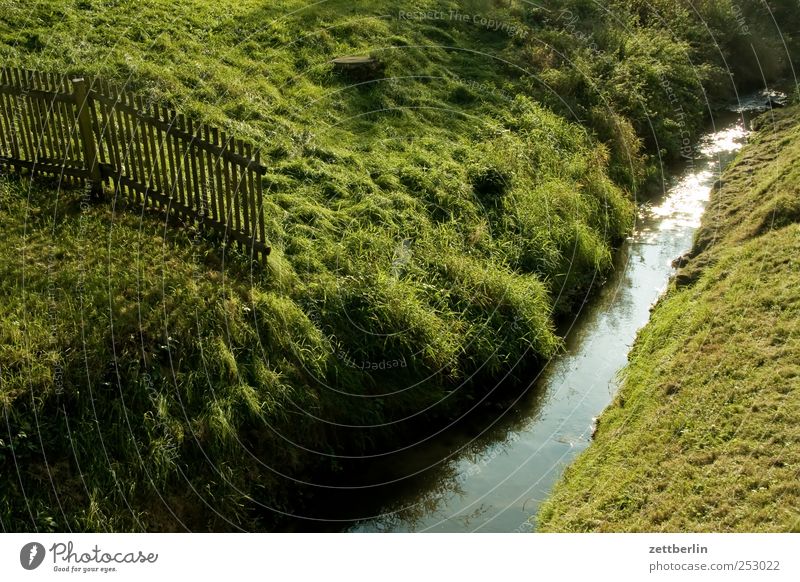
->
538, 104, 800, 532
1, 0, 797, 531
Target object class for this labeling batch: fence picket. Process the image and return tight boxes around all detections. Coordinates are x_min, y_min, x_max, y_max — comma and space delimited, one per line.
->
198, 123, 210, 224
32, 72, 52, 161
231, 139, 242, 238
12, 69, 34, 161
122, 97, 138, 187
52, 99, 69, 176
41, 72, 60, 165
101, 81, 121, 174
142, 97, 160, 195
172, 110, 181, 212
0, 71, 13, 158
181, 114, 193, 215
220, 131, 234, 249
36, 77, 55, 163
249, 146, 258, 253
89, 82, 106, 169
110, 86, 127, 189
154, 107, 170, 209
130, 97, 147, 204
5, 70, 21, 161
161, 106, 176, 213
256, 149, 266, 258
93, 81, 110, 173
239, 140, 250, 240
132, 95, 147, 193
49, 81, 68, 165
27, 71, 45, 161
211, 127, 223, 226
188, 119, 202, 223
38, 71, 56, 164
112, 92, 127, 196
21, 70, 39, 161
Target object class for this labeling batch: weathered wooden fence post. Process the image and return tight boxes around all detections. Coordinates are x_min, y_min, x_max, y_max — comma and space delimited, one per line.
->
71, 77, 103, 199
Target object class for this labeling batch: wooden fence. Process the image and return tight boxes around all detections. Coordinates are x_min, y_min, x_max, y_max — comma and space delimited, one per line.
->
0, 67, 270, 261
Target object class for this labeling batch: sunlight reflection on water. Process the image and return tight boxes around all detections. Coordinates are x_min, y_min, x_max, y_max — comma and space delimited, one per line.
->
333, 98, 771, 533
641, 121, 748, 237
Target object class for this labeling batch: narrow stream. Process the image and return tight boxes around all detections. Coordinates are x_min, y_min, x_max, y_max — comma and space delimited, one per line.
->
287, 93, 773, 532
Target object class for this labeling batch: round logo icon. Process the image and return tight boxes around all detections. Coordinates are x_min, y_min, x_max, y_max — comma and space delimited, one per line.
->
20, 542, 46, 570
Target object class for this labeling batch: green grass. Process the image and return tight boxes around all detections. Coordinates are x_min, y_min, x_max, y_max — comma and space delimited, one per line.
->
537, 105, 800, 532
0, 0, 796, 530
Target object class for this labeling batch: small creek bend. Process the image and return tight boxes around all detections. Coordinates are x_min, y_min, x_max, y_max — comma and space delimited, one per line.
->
284, 94, 770, 532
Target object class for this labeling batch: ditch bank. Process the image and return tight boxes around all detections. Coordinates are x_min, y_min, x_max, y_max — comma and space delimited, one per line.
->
537, 103, 800, 532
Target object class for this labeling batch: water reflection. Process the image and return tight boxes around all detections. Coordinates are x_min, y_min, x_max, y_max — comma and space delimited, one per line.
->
648, 121, 749, 234
286, 99, 765, 532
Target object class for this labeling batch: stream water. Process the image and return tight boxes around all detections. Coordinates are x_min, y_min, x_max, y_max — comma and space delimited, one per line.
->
286, 92, 774, 532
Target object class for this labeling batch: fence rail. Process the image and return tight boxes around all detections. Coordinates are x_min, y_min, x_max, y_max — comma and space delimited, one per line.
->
0, 67, 270, 261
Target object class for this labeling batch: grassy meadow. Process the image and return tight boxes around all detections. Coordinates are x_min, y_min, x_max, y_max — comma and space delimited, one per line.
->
0, 0, 796, 530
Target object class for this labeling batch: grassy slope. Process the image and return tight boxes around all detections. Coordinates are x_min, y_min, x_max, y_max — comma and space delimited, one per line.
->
0, 0, 794, 530
537, 105, 800, 532
0, 0, 632, 532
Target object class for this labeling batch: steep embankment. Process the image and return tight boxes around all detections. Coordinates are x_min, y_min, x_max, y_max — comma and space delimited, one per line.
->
0, 0, 796, 531
538, 105, 800, 532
